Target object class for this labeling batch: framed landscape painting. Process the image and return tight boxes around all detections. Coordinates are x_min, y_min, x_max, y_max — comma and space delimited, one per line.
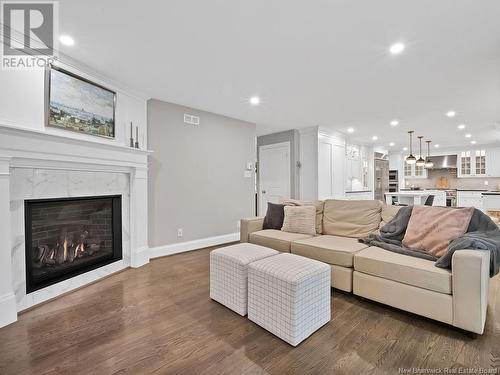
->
46, 66, 116, 138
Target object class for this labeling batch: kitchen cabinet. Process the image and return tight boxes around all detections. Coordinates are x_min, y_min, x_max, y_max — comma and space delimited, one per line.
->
483, 193, 500, 211
300, 127, 346, 200
456, 191, 484, 209
403, 159, 427, 179
458, 149, 487, 177
487, 148, 500, 177
318, 137, 345, 200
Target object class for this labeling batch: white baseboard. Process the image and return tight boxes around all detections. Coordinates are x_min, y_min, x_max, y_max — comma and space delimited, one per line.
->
0, 292, 17, 328
149, 232, 240, 259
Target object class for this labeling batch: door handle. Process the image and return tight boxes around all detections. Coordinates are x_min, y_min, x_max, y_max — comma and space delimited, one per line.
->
262, 190, 266, 194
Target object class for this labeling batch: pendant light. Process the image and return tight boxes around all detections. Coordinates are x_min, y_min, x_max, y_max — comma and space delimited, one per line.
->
416, 136, 426, 166
405, 131, 416, 164
425, 140, 434, 169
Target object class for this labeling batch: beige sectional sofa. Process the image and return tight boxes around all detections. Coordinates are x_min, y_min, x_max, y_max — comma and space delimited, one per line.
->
240, 199, 490, 334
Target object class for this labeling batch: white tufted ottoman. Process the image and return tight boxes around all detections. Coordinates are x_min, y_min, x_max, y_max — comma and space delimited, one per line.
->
248, 253, 331, 346
210, 243, 278, 316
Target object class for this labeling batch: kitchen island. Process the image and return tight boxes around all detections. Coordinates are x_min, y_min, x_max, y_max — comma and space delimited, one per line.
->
384, 191, 431, 206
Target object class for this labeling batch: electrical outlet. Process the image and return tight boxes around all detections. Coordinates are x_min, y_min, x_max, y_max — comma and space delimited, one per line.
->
484, 180, 489, 186
177, 228, 183, 237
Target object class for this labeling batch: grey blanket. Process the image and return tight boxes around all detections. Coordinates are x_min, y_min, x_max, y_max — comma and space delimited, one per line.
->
360, 206, 500, 277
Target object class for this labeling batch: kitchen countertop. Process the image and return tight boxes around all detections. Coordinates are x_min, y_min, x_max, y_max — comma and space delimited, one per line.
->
385, 191, 431, 196
406, 188, 500, 192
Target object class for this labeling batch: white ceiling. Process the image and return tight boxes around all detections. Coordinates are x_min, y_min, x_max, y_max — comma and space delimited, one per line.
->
57, 0, 500, 150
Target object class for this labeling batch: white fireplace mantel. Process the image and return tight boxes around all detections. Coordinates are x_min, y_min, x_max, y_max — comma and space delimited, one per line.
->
0, 124, 152, 328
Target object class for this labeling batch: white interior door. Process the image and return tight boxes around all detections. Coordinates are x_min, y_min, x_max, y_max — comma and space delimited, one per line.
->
258, 142, 291, 216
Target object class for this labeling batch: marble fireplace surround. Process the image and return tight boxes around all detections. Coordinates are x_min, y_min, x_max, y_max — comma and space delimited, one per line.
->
0, 124, 151, 327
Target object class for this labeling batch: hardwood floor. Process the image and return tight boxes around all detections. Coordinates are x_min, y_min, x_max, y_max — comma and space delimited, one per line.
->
1, 245, 499, 375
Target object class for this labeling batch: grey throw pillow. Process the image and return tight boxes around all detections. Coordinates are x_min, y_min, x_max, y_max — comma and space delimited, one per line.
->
263, 203, 285, 230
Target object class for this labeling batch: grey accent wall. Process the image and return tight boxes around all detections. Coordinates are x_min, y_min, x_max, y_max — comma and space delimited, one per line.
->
148, 99, 256, 247
257, 130, 300, 198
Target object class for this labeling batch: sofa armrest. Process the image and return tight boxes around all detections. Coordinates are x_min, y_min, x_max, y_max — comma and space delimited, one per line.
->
452, 249, 490, 334
240, 217, 264, 243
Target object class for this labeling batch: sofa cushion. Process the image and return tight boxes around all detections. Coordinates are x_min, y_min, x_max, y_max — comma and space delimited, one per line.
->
249, 229, 313, 253
323, 199, 382, 238
354, 247, 452, 294
291, 235, 369, 267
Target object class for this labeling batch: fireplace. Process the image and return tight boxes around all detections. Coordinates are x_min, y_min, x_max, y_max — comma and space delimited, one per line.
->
25, 195, 123, 293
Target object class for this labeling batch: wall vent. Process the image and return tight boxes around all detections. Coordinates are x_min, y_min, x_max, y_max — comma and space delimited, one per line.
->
184, 114, 200, 125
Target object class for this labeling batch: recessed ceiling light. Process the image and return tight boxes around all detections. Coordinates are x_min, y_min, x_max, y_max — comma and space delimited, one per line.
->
390, 120, 399, 126
249, 96, 260, 105
403, 147, 408, 151
347, 127, 355, 133
446, 111, 456, 118
457, 124, 466, 130
389, 42, 405, 55
434, 144, 440, 148
465, 133, 472, 138
59, 34, 75, 46
372, 136, 378, 141
471, 140, 477, 145
389, 142, 395, 147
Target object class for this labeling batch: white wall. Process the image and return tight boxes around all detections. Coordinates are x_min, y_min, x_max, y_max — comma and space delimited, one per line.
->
0, 64, 147, 148
147, 99, 256, 247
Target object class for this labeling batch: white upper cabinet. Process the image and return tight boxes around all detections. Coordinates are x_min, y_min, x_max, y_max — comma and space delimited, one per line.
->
458, 149, 487, 177
402, 156, 427, 179
487, 148, 500, 177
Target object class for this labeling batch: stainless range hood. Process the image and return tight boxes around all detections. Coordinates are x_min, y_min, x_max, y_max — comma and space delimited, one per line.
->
427, 154, 457, 169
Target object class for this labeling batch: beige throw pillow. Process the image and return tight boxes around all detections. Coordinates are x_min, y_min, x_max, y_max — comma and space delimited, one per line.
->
281, 199, 324, 234
281, 205, 317, 235
402, 205, 474, 258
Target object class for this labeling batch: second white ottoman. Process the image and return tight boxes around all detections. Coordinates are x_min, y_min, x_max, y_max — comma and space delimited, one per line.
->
210, 243, 278, 316
248, 253, 331, 346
